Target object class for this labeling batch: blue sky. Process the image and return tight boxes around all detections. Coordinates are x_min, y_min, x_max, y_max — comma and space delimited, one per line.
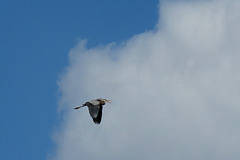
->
2, 0, 240, 160
0, 0, 158, 159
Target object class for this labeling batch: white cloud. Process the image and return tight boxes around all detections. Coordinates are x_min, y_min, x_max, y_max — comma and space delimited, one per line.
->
52, 0, 240, 160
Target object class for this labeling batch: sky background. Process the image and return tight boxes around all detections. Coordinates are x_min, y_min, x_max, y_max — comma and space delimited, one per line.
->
1, 0, 240, 160
0, 0, 158, 160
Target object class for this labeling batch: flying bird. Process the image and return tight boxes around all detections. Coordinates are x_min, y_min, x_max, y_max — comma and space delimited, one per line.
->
74, 98, 111, 124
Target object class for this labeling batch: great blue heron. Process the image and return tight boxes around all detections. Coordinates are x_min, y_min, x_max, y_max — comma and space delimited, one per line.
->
74, 98, 111, 124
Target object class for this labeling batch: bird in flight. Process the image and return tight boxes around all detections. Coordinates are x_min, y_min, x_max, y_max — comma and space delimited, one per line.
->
74, 98, 111, 124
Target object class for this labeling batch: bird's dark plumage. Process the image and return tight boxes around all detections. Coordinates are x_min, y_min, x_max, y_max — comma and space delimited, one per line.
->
92, 105, 102, 124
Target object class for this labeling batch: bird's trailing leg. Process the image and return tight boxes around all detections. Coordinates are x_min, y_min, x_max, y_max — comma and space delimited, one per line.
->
74, 106, 82, 109
74, 103, 87, 109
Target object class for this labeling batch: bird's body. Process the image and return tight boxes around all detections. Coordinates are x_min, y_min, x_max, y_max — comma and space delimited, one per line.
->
74, 98, 111, 124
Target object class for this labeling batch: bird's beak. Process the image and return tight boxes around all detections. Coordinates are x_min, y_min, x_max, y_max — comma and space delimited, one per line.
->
106, 99, 111, 103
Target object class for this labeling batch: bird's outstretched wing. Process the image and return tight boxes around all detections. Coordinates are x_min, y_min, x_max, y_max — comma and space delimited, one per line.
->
92, 105, 102, 124
87, 104, 103, 124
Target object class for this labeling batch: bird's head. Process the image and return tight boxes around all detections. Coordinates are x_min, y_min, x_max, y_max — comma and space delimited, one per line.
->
97, 98, 111, 104
104, 99, 111, 103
